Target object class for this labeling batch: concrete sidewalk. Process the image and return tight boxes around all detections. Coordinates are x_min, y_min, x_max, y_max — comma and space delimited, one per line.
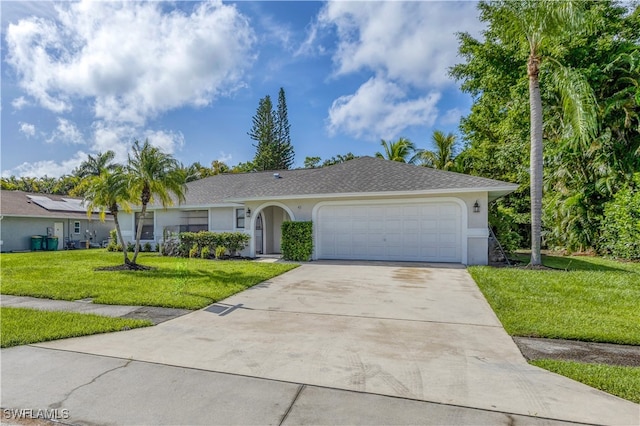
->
0, 295, 191, 324
1, 346, 575, 425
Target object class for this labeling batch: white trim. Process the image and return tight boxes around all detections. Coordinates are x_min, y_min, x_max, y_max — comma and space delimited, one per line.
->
143, 202, 244, 212
311, 197, 468, 264
468, 228, 490, 238
248, 202, 296, 258
227, 186, 518, 203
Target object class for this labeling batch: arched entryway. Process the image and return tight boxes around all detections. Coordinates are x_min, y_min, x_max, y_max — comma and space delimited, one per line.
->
250, 203, 294, 256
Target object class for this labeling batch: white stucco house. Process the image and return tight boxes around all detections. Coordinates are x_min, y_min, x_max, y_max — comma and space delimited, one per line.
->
118, 156, 518, 265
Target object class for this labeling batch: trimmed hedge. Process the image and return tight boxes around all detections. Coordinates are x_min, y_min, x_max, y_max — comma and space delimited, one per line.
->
599, 173, 640, 259
281, 221, 313, 261
163, 231, 250, 258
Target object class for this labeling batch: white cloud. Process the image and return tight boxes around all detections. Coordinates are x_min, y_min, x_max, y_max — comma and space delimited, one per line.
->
318, 2, 482, 88
19, 122, 36, 137
313, 2, 482, 141
3, 151, 88, 178
5, 0, 255, 125
440, 108, 463, 126
46, 118, 84, 145
217, 151, 232, 163
142, 130, 185, 155
12, 96, 29, 110
327, 77, 440, 140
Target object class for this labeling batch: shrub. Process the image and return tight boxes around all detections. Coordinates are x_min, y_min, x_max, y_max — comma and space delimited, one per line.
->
201, 246, 210, 259
489, 204, 524, 255
220, 232, 250, 256
599, 174, 640, 259
106, 229, 119, 252
189, 244, 199, 259
215, 246, 226, 259
143, 242, 152, 252
281, 221, 313, 261
126, 242, 135, 252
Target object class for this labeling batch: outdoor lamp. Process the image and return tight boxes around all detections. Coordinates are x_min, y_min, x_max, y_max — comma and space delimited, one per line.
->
473, 201, 480, 213
246, 208, 251, 217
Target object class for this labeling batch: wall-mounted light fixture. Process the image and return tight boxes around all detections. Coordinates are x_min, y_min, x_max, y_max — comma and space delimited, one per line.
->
246, 208, 251, 217
473, 201, 480, 213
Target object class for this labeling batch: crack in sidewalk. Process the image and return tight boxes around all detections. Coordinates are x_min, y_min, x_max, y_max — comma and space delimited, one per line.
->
49, 359, 133, 409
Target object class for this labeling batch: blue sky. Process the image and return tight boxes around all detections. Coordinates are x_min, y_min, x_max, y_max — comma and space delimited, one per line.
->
1, 1, 484, 178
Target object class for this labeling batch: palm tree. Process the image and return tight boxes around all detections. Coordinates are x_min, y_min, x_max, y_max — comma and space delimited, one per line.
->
375, 137, 417, 163
128, 140, 187, 265
493, 0, 596, 266
75, 151, 117, 178
418, 131, 457, 170
84, 167, 132, 266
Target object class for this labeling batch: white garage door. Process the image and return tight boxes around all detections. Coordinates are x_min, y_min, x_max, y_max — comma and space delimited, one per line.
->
316, 201, 462, 262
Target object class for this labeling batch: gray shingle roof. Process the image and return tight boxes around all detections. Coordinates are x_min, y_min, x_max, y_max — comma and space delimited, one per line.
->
169, 156, 518, 207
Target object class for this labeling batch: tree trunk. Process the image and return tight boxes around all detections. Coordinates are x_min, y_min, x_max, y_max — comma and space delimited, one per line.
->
112, 210, 130, 265
529, 55, 543, 266
131, 203, 147, 264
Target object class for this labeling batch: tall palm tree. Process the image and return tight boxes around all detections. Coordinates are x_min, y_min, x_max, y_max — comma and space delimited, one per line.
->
75, 151, 117, 178
84, 167, 132, 266
128, 140, 187, 265
492, 0, 596, 266
375, 137, 417, 163
418, 131, 457, 170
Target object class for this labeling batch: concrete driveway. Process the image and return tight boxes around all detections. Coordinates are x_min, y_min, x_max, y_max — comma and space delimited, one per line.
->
3, 261, 638, 425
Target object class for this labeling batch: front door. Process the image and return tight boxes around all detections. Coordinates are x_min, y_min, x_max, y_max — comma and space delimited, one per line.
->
54, 222, 63, 250
255, 214, 263, 255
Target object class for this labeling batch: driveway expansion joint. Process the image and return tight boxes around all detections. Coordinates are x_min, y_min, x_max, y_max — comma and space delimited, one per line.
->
279, 384, 305, 426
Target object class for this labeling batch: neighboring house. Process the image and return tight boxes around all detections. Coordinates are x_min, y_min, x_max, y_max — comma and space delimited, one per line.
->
0, 190, 114, 252
119, 157, 518, 265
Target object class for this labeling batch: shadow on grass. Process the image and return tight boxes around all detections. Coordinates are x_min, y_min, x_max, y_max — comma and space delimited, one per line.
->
512, 254, 632, 273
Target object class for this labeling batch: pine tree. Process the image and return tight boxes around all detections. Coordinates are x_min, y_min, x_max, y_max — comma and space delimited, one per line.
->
274, 87, 294, 169
248, 88, 295, 171
248, 95, 276, 171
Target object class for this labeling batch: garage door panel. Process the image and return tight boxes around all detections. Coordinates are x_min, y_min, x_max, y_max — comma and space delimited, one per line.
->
317, 201, 462, 263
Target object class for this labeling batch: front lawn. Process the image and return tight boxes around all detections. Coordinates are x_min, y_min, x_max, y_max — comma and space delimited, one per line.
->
0, 307, 151, 348
1, 251, 297, 309
531, 359, 640, 404
469, 255, 640, 345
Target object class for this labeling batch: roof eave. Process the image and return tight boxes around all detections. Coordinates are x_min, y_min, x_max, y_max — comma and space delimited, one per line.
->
226, 185, 520, 203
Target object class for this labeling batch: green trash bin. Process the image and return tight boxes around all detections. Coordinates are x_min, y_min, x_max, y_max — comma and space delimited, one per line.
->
30, 236, 43, 251
47, 236, 59, 251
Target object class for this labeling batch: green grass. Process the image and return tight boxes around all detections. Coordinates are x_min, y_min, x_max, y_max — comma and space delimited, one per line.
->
530, 359, 640, 404
1, 250, 298, 309
469, 255, 640, 345
0, 307, 151, 348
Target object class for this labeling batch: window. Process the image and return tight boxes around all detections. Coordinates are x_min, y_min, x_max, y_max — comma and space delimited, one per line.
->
179, 210, 208, 233
135, 212, 155, 240
74, 221, 81, 234
236, 208, 245, 229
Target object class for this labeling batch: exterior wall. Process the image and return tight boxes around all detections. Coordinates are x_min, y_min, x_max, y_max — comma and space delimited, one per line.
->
212, 207, 235, 232
246, 192, 490, 265
0, 216, 113, 252
133, 191, 492, 264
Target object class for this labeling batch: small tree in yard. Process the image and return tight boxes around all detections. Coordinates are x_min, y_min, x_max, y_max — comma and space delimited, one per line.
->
84, 167, 132, 266
128, 140, 187, 266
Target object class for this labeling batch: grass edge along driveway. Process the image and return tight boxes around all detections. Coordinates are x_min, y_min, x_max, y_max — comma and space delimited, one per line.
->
1, 307, 152, 348
469, 254, 640, 404
1, 251, 298, 309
